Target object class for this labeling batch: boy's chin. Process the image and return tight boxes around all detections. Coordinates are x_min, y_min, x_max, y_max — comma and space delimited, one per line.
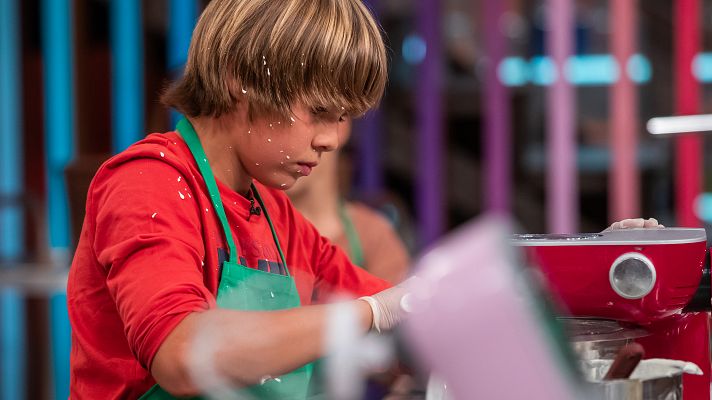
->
258, 177, 296, 190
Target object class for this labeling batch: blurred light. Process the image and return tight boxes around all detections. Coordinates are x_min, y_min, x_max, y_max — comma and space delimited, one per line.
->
694, 193, 712, 222
693, 53, 712, 82
628, 54, 652, 83
530, 56, 557, 85
402, 34, 427, 65
565, 54, 619, 85
647, 114, 712, 135
498, 57, 529, 86
499, 54, 652, 86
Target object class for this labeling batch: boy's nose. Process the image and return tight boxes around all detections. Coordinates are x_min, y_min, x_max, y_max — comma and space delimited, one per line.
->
312, 126, 339, 153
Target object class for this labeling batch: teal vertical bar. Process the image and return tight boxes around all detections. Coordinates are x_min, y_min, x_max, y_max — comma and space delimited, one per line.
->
111, 0, 144, 153
41, 0, 74, 398
0, 0, 26, 399
168, 0, 198, 126
50, 293, 71, 399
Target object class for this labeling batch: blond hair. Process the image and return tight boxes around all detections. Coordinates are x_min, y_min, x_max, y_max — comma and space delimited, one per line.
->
162, 0, 388, 119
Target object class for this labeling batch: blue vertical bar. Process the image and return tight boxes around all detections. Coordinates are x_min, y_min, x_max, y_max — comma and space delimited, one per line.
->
0, 2, 26, 399
168, 0, 198, 127
416, 0, 444, 246
111, 0, 144, 153
41, 0, 74, 398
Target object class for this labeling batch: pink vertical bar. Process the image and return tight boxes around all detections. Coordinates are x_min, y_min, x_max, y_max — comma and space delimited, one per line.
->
609, 0, 639, 222
675, 0, 702, 228
483, 0, 510, 213
547, 0, 577, 233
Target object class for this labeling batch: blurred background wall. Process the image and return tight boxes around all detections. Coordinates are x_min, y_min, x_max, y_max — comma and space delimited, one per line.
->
1, 0, 712, 398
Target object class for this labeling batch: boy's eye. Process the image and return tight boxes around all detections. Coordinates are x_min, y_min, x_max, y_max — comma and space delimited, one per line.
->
311, 106, 328, 115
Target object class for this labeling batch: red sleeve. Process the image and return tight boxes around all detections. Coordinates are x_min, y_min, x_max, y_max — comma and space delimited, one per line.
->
260, 186, 392, 302
90, 158, 215, 370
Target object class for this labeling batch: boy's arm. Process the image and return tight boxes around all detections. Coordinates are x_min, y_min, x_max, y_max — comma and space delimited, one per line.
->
151, 301, 373, 396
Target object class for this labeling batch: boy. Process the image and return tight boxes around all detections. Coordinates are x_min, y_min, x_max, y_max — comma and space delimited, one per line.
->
67, 0, 405, 398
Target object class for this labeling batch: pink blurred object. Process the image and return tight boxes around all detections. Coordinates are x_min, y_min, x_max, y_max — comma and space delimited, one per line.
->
403, 215, 584, 400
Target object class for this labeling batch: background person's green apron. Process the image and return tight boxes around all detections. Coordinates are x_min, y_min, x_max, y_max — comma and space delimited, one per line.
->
139, 118, 312, 399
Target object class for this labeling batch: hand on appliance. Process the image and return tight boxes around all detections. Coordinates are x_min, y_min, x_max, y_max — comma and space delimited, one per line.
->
360, 278, 415, 333
603, 218, 664, 232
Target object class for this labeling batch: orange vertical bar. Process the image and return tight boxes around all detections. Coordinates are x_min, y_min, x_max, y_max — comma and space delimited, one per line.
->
609, 0, 639, 222
675, 0, 702, 227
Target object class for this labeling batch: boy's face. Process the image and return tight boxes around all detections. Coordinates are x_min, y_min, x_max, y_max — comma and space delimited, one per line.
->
233, 103, 349, 190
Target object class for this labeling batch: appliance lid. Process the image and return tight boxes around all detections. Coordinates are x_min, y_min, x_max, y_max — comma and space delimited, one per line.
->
512, 228, 706, 247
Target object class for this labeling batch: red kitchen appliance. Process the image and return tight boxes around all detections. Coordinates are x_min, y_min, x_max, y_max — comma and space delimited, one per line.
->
512, 228, 711, 399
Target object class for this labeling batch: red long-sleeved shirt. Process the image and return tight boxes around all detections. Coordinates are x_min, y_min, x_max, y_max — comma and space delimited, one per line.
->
67, 132, 390, 399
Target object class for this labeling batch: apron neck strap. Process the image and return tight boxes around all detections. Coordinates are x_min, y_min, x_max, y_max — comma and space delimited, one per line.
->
177, 118, 239, 264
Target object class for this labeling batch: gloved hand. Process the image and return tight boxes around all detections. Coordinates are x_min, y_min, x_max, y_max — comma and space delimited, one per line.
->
359, 279, 414, 333
603, 217, 664, 232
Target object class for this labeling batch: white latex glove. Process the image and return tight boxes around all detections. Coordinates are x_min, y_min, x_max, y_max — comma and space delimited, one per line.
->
359, 278, 413, 333
603, 217, 664, 232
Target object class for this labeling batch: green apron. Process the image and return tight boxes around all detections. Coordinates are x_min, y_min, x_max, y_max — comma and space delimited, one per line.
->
139, 118, 313, 400
338, 202, 365, 268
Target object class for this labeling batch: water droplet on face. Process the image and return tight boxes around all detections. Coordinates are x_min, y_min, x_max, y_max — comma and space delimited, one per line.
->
280, 162, 284, 165
280, 183, 287, 188
290, 117, 295, 123
160, 152, 165, 158
286, 155, 290, 160
178, 191, 185, 200
248, 129, 252, 134
255, 162, 260, 166
151, 212, 157, 218
267, 138, 271, 142
269, 123, 273, 128
279, 150, 284, 153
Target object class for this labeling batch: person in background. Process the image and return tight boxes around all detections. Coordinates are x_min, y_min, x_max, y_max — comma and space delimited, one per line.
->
287, 120, 410, 286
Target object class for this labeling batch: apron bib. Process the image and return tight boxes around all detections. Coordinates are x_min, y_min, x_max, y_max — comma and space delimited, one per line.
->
139, 118, 312, 400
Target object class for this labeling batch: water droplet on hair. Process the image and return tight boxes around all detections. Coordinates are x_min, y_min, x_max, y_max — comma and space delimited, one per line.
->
178, 191, 185, 200
160, 152, 165, 158
290, 116, 295, 123
151, 212, 158, 219
267, 68, 271, 76
241, 87, 247, 94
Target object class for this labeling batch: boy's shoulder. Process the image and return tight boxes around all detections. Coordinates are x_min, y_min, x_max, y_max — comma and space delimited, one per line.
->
89, 131, 197, 198
101, 131, 189, 171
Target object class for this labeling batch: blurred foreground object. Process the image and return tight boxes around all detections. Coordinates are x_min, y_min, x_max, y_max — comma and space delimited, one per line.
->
403, 215, 586, 399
